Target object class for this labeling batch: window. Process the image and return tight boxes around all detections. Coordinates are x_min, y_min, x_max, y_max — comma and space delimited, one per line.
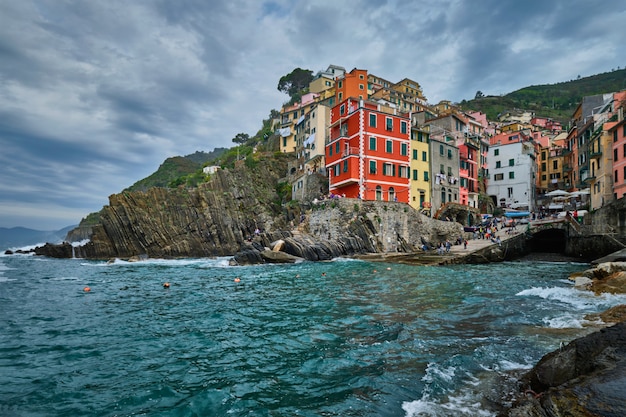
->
508, 187, 513, 198
509, 158, 514, 166
399, 166, 409, 178
494, 173, 504, 180
369, 160, 376, 174
615, 149, 618, 162
329, 144, 333, 156
423, 171, 429, 181
422, 151, 427, 161
447, 167, 452, 176
334, 164, 340, 176
401, 143, 408, 156
439, 144, 444, 155
386, 117, 393, 131
418, 132, 423, 142
440, 164, 444, 174
447, 149, 452, 159
383, 163, 394, 176
494, 149, 499, 156
340, 104, 345, 115
553, 160, 558, 170
541, 162, 546, 171
496, 161, 501, 168
343, 160, 348, 172
386, 140, 393, 153
369, 114, 376, 127
623, 143, 626, 158
401, 121, 408, 134
541, 174, 547, 181
359, 84, 364, 90
376, 186, 382, 201
615, 170, 619, 182
338, 92, 343, 100
335, 142, 340, 154
413, 149, 418, 160
413, 169, 418, 180
509, 171, 515, 179
369, 136, 376, 150
541, 151, 546, 161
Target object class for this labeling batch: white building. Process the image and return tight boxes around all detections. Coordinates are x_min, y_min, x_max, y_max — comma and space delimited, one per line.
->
487, 141, 536, 211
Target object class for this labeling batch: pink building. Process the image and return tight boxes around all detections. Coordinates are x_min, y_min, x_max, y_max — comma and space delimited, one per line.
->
611, 91, 626, 198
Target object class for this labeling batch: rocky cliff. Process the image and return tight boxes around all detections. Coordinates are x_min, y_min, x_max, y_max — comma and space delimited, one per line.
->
34, 153, 463, 261
37, 154, 291, 259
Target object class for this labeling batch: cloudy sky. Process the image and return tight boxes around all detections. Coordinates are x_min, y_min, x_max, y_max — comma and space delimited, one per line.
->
1, 0, 624, 230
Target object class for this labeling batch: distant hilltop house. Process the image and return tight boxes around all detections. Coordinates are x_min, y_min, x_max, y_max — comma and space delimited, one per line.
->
278, 63, 626, 218
202, 165, 221, 175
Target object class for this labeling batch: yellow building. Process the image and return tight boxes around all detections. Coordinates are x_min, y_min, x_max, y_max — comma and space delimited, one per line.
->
409, 118, 431, 212
278, 93, 320, 153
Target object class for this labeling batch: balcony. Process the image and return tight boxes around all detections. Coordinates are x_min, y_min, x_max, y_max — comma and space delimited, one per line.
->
341, 147, 360, 158
589, 148, 602, 159
563, 164, 573, 172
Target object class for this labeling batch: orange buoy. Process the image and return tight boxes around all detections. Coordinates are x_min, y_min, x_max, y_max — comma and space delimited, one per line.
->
163, 282, 170, 288
83, 286, 91, 292
234, 278, 241, 283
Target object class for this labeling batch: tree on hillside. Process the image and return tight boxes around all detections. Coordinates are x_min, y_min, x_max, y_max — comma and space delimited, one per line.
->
277, 68, 313, 101
475, 90, 484, 99
232, 133, 250, 145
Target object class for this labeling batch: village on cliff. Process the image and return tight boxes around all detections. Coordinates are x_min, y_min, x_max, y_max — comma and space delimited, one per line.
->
238, 65, 626, 220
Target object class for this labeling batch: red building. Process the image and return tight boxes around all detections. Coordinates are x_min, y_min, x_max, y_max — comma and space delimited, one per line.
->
326, 97, 411, 202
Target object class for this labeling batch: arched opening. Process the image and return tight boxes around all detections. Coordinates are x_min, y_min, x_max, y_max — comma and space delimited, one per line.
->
529, 229, 566, 253
388, 187, 396, 202
376, 185, 382, 201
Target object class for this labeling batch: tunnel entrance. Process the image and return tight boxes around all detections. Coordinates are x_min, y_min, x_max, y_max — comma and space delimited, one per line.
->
528, 228, 567, 253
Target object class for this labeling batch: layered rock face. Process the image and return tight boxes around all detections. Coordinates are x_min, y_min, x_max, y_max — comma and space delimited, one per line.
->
41, 156, 290, 259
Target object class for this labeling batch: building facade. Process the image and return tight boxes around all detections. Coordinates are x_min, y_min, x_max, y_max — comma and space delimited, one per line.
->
429, 137, 460, 211
325, 98, 411, 202
487, 141, 536, 210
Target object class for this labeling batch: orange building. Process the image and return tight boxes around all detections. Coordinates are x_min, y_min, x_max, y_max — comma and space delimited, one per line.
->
326, 97, 411, 202
335, 68, 368, 103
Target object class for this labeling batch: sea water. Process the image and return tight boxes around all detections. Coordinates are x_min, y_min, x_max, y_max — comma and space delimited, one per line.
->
1, 252, 625, 417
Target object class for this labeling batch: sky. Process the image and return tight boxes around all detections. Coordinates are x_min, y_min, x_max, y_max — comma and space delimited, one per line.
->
1, 0, 625, 230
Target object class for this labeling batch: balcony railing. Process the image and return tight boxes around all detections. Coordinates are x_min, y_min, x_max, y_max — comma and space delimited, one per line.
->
589, 148, 602, 159
341, 147, 360, 157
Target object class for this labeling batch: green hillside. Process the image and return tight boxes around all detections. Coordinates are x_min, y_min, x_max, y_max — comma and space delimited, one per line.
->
125, 148, 227, 192
460, 68, 626, 122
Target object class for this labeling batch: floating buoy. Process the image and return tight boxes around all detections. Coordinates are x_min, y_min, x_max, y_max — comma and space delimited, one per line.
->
234, 278, 241, 283
163, 282, 170, 288
386, 267, 391, 270
83, 286, 91, 292
321, 272, 326, 277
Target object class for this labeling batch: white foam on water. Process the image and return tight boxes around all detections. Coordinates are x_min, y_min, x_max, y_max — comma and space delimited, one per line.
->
402, 391, 495, 417
516, 285, 626, 311
86, 257, 234, 268
421, 362, 456, 384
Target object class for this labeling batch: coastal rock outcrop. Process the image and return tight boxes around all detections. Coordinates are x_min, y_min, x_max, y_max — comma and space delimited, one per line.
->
503, 321, 626, 416
34, 154, 464, 261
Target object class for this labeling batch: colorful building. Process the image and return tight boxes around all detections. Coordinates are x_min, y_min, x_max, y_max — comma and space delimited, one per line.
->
611, 95, 626, 199
409, 116, 431, 212
325, 97, 411, 202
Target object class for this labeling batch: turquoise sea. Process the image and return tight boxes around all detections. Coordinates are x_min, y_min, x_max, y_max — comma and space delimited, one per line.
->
1, 251, 625, 416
